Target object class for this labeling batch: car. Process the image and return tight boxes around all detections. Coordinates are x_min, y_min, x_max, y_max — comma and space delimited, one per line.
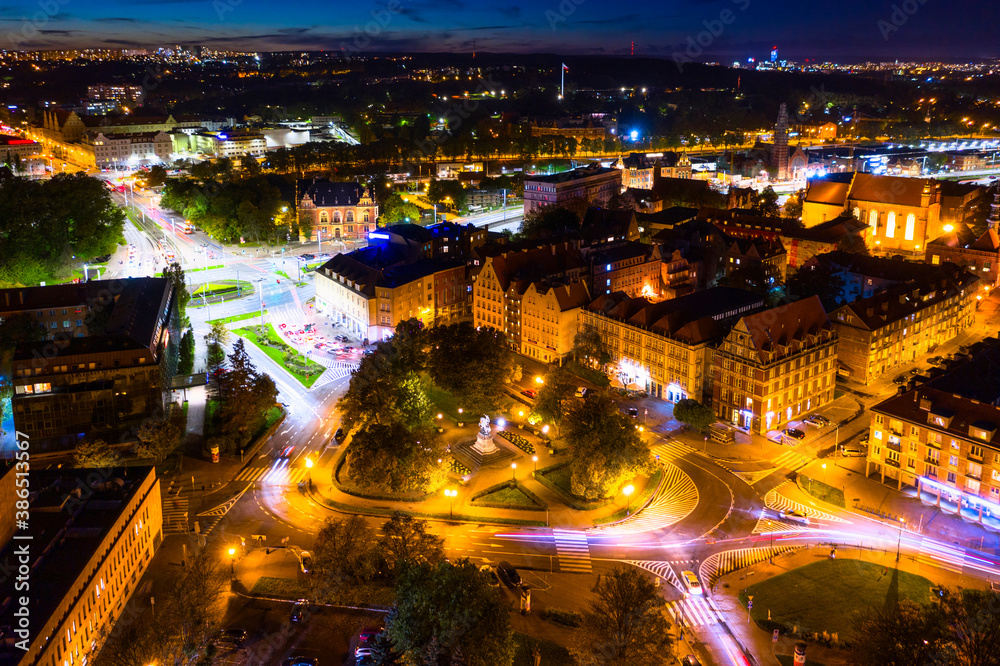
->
335, 428, 345, 441
928, 356, 944, 365
290, 599, 308, 622
480, 564, 501, 587
803, 414, 828, 427
314, 343, 324, 349
279, 323, 287, 329
682, 656, 702, 666
909, 367, 922, 375
279, 445, 295, 458
780, 509, 811, 525
496, 560, 522, 587
783, 428, 806, 440
840, 444, 868, 458
893, 374, 908, 384
627, 407, 639, 418
363, 348, 375, 356
282, 657, 318, 666
521, 389, 537, 399
574, 387, 587, 398
216, 628, 247, 648
681, 570, 702, 595
357, 627, 382, 645
354, 647, 374, 659
336, 335, 349, 342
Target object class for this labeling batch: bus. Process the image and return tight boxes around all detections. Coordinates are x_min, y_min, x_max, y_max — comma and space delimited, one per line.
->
158, 239, 175, 263
182, 222, 194, 234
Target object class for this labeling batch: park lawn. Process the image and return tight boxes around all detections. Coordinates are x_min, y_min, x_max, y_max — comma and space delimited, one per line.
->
799, 475, 846, 507
188, 264, 225, 273
235, 324, 324, 388
192, 280, 251, 297
544, 464, 575, 497
423, 378, 463, 420
738, 558, 936, 642
472, 484, 543, 509
276, 270, 292, 281
207, 310, 266, 326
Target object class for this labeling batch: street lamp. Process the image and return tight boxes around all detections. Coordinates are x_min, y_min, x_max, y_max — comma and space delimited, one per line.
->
532, 455, 538, 475
444, 488, 457, 519
534, 375, 544, 385
623, 484, 635, 515
896, 517, 906, 562
228, 547, 236, 576
511, 462, 517, 482
305, 456, 314, 488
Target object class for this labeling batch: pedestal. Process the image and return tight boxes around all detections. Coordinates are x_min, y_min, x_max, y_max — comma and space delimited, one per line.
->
472, 433, 498, 455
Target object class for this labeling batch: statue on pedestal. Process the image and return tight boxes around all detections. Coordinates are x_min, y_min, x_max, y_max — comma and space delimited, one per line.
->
472, 414, 498, 455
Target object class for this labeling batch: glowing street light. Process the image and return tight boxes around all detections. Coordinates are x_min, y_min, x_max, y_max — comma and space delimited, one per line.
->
511, 462, 517, 481
305, 456, 314, 487
444, 488, 458, 519
532, 455, 538, 474
228, 547, 236, 575
623, 484, 635, 515
534, 375, 544, 385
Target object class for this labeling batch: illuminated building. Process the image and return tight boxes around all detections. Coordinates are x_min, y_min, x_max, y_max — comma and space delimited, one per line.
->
1, 278, 178, 451
713, 296, 837, 433
297, 179, 378, 242
0, 467, 162, 666
522, 163, 622, 215
585, 241, 665, 297
518, 281, 590, 364
774, 103, 790, 181
86, 131, 172, 168
583, 287, 764, 402
925, 224, 1000, 289
830, 264, 979, 384
87, 83, 145, 108
866, 340, 1000, 516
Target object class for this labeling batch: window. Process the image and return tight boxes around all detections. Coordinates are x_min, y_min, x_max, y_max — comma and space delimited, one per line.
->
949, 455, 959, 467
885, 211, 896, 238
868, 210, 878, 231
947, 471, 957, 484
904, 214, 915, 241
971, 445, 984, 459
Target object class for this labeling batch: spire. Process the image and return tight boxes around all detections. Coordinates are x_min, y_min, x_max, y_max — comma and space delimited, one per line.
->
774, 103, 790, 181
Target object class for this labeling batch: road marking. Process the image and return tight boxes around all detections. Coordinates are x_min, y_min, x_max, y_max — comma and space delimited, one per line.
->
280, 427, 292, 435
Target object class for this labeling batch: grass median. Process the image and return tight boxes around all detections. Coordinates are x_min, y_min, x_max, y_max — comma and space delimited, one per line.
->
207, 310, 266, 326
235, 323, 325, 388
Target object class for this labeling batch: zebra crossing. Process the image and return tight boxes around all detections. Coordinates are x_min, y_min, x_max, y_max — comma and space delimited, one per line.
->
626, 560, 684, 590
195, 486, 251, 535
764, 490, 849, 523
699, 545, 800, 588
666, 595, 725, 627
234, 461, 310, 485
771, 449, 815, 473
596, 462, 699, 534
651, 440, 696, 463
310, 361, 358, 389
917, 539, 966, 574
162, 495, 189, 534
752, 517, 810, 534
551, 529, 592, 573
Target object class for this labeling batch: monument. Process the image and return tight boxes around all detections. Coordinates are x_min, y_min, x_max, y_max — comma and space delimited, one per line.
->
472, 414, 498, 455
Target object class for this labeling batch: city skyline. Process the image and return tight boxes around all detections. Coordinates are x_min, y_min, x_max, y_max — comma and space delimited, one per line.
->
3, 0, 998, 61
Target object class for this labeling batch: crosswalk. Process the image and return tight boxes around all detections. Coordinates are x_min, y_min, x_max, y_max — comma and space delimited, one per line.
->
234, 461, 310, 485
764, 490, 849, 523
162, 494, 189, 534
699, 545, 800, 588
596, 462, 699, 534
552, 529, 592, 573
626, 560, 684, 590
651, 440, 696, 463
666, 595, 725, 627
752, 517, 810, 534
771, 449, 814, 473
917, 539, 966, 573
310, 361, 358, 389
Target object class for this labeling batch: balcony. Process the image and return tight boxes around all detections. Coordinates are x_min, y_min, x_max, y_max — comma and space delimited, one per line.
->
885, 457, 901, 468
886, 440, 902, 453
924, 455, 940, 465
926, 439, 942, 450
966, 470, 982, 481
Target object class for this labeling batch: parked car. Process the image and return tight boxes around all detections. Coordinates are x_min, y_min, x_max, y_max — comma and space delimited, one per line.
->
893, 374, 908, 384
909, 367, 922, 375
335, 428, 345, 441
928, 356, 944, 365
282, 657, 318, 666
802, 415, 826, 427
216, 628, 247, 648
780, 509, 811, 525
627, 407, 639, 418
682, 656, 702, 666
574, 387, 587, 398
681, 570, 702, 595
783, 428, 806, 440
290, 599, 308, 622
840, 444, 868, 458
521, 389, 537, 399
496, 560, 522, 587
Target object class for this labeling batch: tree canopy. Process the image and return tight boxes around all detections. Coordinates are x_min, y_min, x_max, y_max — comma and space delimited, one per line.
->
532, 366, 577, 426
672, 399, 715, 432
346, 421, 446, 494
564, 391, 654, 499
425, 322, 516, 413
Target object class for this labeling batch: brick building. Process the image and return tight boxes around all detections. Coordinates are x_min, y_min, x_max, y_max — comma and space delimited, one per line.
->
297, 179, 378, 242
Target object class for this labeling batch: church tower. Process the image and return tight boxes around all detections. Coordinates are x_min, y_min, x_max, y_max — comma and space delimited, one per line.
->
774, 103, 789, 181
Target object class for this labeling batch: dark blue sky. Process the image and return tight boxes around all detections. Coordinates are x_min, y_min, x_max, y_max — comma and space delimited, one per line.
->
5, 0, 997, 60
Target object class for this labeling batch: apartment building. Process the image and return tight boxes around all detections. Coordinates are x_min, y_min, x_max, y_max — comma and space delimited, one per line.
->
925, 224, 1000, 290
867, 343, 1000, 519
519, 281, 590, 364
522, 163, 622, 215
713, 296, 838, 434
2, 278, 177, 451
86, 130, 173, 168
0, 467, 162, 666
582, 287, 765, 403
830, 264, 980, 384
585, 242, 664, 298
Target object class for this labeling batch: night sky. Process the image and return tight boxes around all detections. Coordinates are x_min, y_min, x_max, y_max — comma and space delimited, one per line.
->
4, 0, 998, 61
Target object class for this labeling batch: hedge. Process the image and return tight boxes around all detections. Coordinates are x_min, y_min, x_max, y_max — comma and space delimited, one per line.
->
469, 479, 548, 511
534, 461, 610, 511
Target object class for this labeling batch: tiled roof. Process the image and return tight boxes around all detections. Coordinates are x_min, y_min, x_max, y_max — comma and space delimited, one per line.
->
301, 179, 370, 207
739, 296, 831, 362
804, 178, 851, 206
847, 173, 935, 207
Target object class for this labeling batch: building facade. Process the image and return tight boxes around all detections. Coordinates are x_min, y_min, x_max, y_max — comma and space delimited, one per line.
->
87, 131, 173, 168
519, 281, 590, 364
298, 179, 378, 242
926, 226, 1000, 290
522, 164, 622, 215
585, 242, 664, 298
2, 278, 177, 451
0, 467, 162, 666
583, 288, 765, 403
713, 296, 838, 434
830, 265, 980, 384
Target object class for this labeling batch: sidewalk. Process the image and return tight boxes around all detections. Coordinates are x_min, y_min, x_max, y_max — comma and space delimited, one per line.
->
713, 544, 991, 666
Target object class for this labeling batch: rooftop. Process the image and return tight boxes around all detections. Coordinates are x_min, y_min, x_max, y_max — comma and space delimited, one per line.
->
524, 163, 619, 184
300, 179, 372, 207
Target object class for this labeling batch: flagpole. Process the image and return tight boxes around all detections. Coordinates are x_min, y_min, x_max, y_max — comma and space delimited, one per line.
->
561, 65, 564, 98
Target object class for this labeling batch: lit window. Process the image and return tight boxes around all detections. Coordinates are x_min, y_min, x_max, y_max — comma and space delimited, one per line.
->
904, 214, 915, 241
885, 212, 896, 238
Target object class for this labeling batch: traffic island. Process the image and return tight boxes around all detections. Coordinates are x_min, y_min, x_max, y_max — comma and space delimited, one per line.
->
234, 324, 325, 388
469, 480, 548, 511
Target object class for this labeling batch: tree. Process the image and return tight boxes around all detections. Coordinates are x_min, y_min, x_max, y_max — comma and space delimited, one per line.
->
145, 165, 168, 188
378, 512, 444, 574
338, 344, 433, 432
215, 339, 278, 451
380, 193, 423, 225
425, 323, 515, 413
519, 204, 580, 239
783, 188, 805, 219
205, 321, 230, 377
347, 421, 446, 493
672, 399, 715, 432
162, 262, 191, 325
389, 560, 514, 666
572, 326, 606, 368
838, 230, 871, 256
785, 263, 847, 312
564, 391, 654, 499
178, 328, 196, 375
937, 589, 1000, 666
240, 154, 262, 178
135, 404, 185, 464
369, 631, 404, 666
722, 261, 781, 297
159, 549, 228, 653
312, 515, 379, 588
533, 367, 576, 426
849, 600, 942, 666
573, 566, 673, 666
752, 186, 781, 218
74, 437, 121, 468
